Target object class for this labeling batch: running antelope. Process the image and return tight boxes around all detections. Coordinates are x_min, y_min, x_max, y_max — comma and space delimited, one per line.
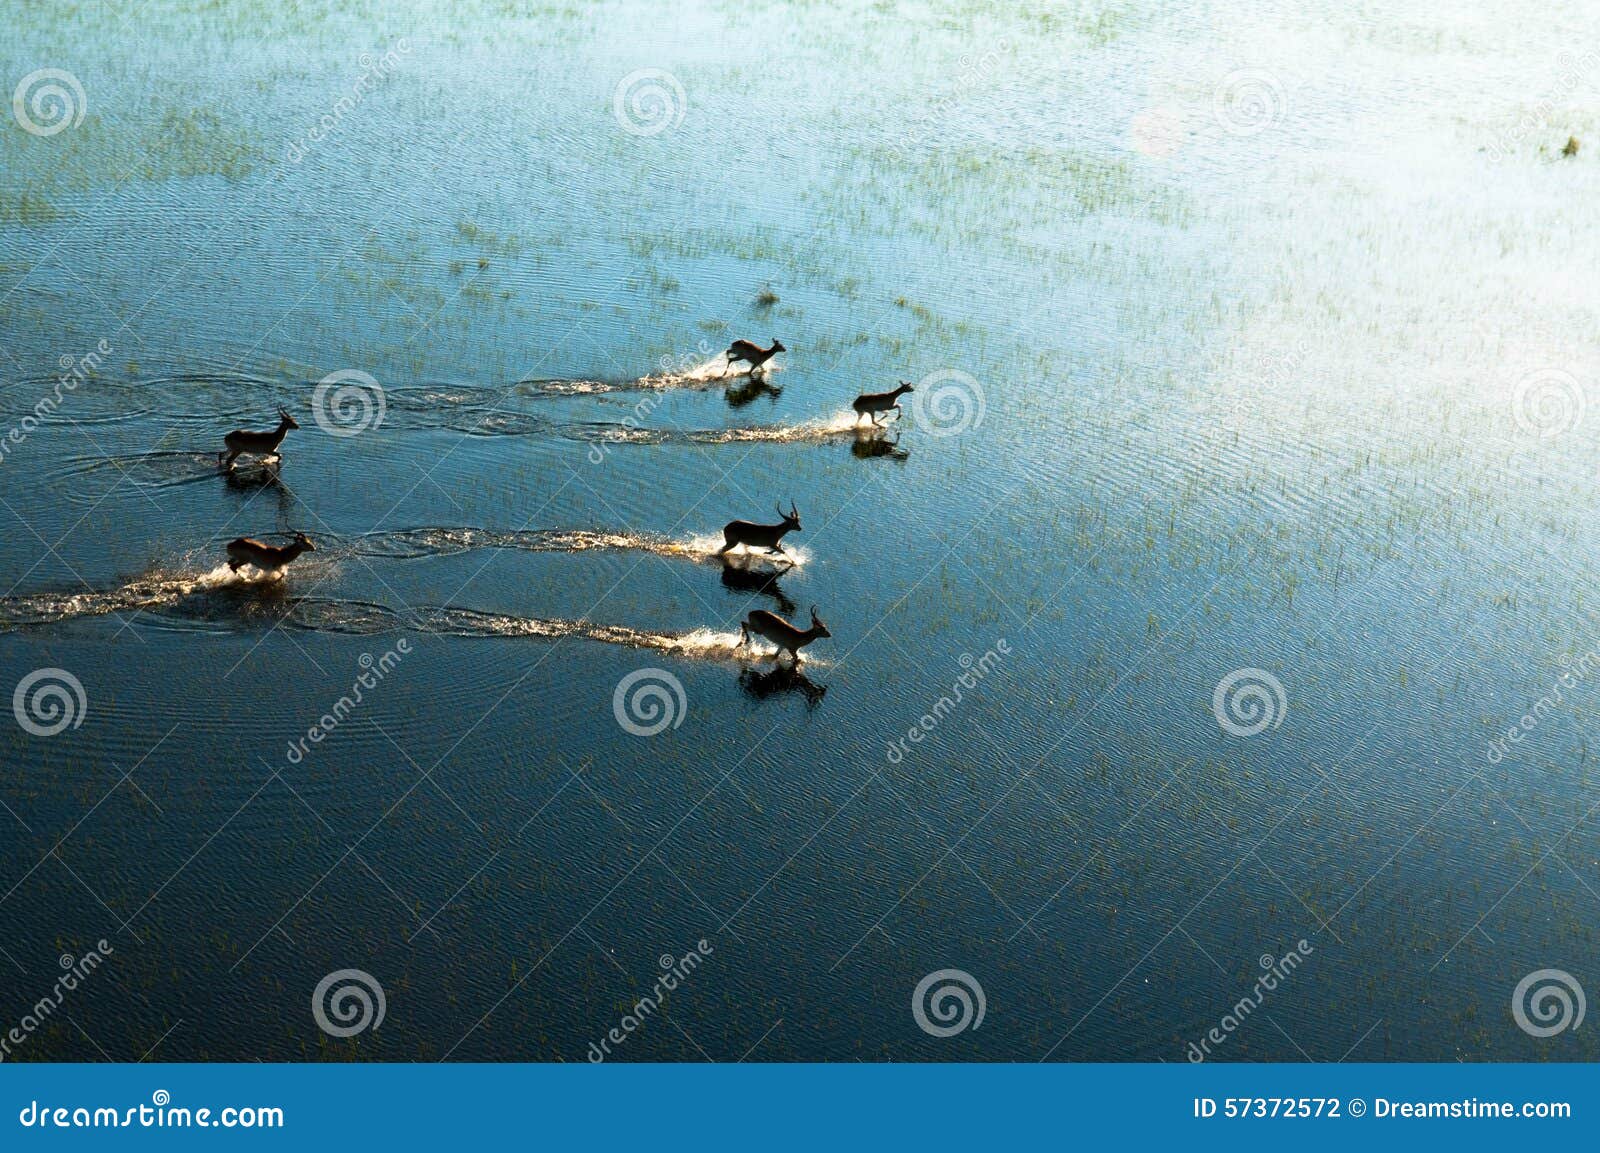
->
852, 380, 913, 426
724, 338, 785, 376
225, 531, 316, 574
740, 604, 831, 663
719, 501, 801, 557
220, 408, 299, 469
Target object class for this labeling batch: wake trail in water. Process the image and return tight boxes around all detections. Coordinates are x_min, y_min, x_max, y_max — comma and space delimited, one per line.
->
0, 576, 807, 660
348, 527, 808, 567
567, 409, 859, 447
0, 564, 286, 629
519, 357, 761, 396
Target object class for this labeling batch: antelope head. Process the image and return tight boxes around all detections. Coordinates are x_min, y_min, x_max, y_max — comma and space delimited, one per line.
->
279, 408, 301, 429
809, 605, 831, 639
896, 379, 915, 395
776, 500, 801, 531
771, 339, 786, 353
292, 531, 316, 552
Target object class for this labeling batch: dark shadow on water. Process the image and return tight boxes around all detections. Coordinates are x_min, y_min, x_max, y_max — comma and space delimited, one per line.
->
850, 428, 908, 461
724, 375, 783, 409
738, 663, 828, 709
719, 554, 797, 614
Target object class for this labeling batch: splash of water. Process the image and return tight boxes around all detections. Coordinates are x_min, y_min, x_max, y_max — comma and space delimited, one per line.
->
350, 526, 806, 567
0, 564, 283, 629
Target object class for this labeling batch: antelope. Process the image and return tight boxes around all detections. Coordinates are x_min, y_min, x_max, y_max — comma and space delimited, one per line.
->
225, 531, 316, 574
220, 409, 299, 469
739, 604, 831, 662
724, 338, 785, 376
852, 380, 913, 426
719, 501, 801, 557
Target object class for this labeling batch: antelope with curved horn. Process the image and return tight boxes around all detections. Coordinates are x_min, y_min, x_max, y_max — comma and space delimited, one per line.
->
225, 531, 316, 574
739, 604, 832, 663
724, 338, 785, 376
852, 380, 913, 426
718, 501, 801, 557
220, 408, 299, 469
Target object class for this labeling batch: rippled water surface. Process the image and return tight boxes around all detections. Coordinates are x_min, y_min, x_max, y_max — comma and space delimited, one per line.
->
3, 0, 1600, 1060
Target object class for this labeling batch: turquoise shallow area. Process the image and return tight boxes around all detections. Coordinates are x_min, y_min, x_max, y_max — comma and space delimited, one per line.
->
2, 0, 1598, 1060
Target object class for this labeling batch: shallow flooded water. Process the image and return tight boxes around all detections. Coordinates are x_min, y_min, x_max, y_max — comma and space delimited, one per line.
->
2, 0, 1599, 1061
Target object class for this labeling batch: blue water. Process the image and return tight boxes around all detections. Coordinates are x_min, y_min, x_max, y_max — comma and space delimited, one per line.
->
2, 0, 1598, 1061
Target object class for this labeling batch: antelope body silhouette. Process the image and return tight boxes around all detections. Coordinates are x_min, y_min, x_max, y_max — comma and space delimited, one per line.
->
724, 338, 785, 375
220, 409, 299, 468
225, 532, 316, 574
852, 381, 913, 426
740, 605, 832, 662
719, 502, 801, 557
